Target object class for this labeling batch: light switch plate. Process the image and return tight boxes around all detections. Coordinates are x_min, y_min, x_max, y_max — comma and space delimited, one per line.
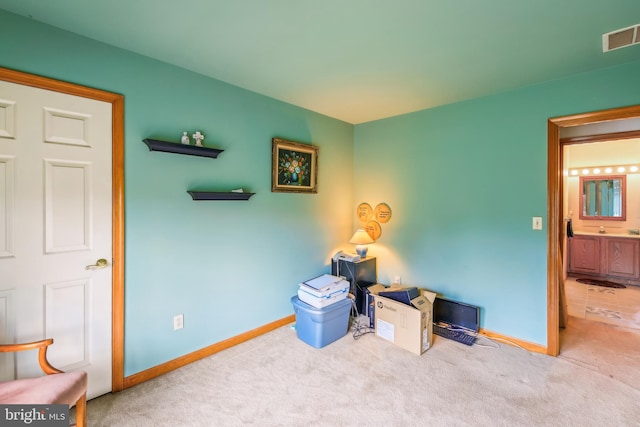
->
532, 217, 543, 230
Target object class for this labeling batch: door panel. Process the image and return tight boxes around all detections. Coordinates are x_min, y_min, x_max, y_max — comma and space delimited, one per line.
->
45, 279, 89, 369
45, 160, 91, 252
0, 80, 112, 398
0, 156, 15, 257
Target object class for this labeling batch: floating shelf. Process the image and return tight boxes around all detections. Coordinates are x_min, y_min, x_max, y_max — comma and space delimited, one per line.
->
187, 191, 255, 201
143, 138, 223, 158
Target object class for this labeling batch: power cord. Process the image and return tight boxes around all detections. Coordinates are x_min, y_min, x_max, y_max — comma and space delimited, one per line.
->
352, 316, 375, 340
348, 296, 375, 340
477, 334, 530, 350
472, 334, 501, 349
341, 261, 357, 296
335, 260, 372, 341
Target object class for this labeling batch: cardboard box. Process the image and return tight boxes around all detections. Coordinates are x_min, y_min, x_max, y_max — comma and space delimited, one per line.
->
369, 285, 437, 355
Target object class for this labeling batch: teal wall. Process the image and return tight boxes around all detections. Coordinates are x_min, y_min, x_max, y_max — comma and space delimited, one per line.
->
354, 59, 640, 344
3, 8, 640, 370
0, 11, 354, 375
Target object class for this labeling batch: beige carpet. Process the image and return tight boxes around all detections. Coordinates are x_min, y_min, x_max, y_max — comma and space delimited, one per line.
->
84, 316, 640, 426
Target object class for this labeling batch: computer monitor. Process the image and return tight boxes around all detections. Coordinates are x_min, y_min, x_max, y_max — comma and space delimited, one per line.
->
433, 297, 480, 332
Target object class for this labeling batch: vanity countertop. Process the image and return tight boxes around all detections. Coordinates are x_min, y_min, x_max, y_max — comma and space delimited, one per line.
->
574, 231, 640, 239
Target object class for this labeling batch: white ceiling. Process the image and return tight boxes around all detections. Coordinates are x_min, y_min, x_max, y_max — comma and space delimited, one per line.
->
1, 0, 639, 124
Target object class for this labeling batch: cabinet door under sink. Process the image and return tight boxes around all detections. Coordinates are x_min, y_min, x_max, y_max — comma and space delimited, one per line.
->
604, 238, 640, 279
568, 235, 601, 274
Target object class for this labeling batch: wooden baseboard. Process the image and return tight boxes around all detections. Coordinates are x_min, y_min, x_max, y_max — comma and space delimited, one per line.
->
479, 328, 547, 355
121, 315, 549, 390
123, 314, 295, 389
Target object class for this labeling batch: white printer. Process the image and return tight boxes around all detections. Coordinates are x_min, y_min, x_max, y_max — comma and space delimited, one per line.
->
298, 274, 350, 308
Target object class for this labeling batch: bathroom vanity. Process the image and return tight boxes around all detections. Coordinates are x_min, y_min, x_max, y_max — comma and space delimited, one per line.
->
567, 233, 640, 283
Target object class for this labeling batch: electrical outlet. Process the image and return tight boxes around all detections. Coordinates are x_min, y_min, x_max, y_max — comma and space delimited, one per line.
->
173, 314, 184, 331
532, 217, 543, 230
394, 276, 401, 284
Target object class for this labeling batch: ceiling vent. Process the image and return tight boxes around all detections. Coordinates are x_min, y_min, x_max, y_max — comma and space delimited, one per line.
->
603, 24, 640, 52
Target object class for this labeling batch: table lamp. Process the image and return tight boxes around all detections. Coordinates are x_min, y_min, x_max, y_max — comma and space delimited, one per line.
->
349, 229, 375, 258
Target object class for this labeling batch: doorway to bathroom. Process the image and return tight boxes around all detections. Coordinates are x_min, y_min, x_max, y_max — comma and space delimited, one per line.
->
562, 132, 640, 333
547, 105, 640, 356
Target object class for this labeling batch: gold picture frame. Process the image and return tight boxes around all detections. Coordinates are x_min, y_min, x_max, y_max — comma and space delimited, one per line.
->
271, 138, 318, 193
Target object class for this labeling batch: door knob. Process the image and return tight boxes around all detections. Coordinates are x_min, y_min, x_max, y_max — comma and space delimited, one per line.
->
86, 258, 109, 270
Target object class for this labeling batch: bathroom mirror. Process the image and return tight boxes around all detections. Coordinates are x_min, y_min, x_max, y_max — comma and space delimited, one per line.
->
579, 175, 626, 220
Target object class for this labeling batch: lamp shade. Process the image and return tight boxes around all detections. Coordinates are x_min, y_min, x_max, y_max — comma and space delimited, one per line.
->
349, 229, 375, 245
349, 229, 374, 258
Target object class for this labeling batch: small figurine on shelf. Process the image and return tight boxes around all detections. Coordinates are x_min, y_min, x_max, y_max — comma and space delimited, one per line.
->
192, 131, 205, 147
181, 131, 190, 145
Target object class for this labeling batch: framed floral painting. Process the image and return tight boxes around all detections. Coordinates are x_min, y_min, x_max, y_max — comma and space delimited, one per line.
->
272, 138, 318, 193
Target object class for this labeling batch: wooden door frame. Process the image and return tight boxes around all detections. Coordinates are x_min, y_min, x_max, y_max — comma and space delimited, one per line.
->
547, 104, 640, 356
0, 67, 125, 391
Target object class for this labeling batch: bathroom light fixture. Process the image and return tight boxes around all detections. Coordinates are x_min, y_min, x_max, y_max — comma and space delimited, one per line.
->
566, 164, 640, 176
349, 229, 375, 258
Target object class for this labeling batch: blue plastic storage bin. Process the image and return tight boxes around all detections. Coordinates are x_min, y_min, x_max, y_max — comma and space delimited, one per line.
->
291, 296, 351, 348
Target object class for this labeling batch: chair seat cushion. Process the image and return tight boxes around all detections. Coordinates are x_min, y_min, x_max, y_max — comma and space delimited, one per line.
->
0, 371, 87, 406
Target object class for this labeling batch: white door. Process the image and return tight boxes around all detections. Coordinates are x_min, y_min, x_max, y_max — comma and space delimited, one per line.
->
0, 80, 112, 399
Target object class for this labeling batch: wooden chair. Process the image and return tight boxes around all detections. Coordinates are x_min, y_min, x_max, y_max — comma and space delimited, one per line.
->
0, 339, 87, 427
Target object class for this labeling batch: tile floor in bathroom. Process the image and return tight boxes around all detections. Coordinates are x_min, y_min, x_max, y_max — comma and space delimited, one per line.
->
564, 277, 640, 330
